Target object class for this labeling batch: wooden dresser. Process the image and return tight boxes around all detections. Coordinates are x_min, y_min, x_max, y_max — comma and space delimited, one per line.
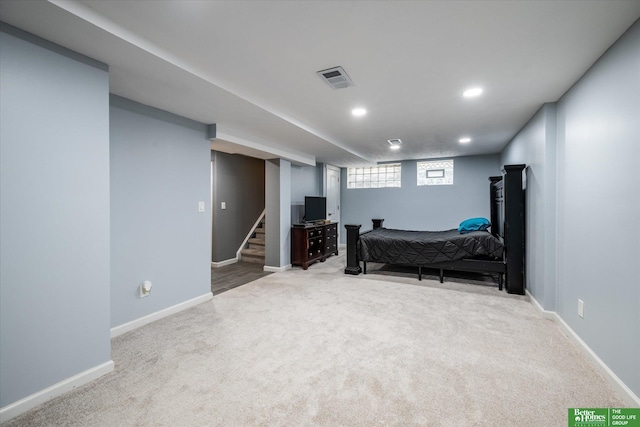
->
291, 222, 339, 270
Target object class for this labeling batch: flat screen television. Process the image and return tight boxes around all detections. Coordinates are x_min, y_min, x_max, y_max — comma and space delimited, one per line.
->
304, 196, 326, 223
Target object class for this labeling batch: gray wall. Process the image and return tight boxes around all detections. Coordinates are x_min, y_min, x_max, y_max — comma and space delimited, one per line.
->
291, 164, 322, 224
340, 155, 501, 241
556, 20, 639, 397
211, 151, 265, 262
265, 159, 291, 268
0, 26, 111, 407
110, 96, 211, 328
501, 103, 558, 310
501, 19, 640, 398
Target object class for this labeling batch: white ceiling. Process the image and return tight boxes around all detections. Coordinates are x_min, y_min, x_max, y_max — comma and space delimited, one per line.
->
2, 0, 639, 167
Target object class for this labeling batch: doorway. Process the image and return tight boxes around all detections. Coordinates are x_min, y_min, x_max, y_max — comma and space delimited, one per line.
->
326, 165, 341, 225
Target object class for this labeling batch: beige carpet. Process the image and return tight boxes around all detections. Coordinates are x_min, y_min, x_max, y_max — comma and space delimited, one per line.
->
4, 254, 625, 426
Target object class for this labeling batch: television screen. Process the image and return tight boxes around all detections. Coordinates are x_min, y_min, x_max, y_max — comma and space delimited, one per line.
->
304, 196, 326, 223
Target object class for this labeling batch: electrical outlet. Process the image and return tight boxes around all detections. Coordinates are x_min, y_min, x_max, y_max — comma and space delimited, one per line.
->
140, 280, 152, 298
578, 299, 584, 318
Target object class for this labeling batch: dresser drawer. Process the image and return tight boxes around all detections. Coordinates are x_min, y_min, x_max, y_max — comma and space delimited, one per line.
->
308, 236, 323, 250
307, 227, 324, 238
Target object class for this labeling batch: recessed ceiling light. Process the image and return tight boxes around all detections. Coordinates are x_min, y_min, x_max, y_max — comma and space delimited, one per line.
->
463, 87, 483, 98
459, 137, 472, 143
351, 108, 367, 117
390, 145, 401, 150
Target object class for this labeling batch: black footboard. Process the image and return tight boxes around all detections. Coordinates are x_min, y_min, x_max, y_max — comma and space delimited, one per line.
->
344, 219, 383, 275
344, 224, 362, 275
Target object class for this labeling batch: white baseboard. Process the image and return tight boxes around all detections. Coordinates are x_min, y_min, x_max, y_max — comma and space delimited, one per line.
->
211, 258, 237, 268
0, 360, 114, 423
527, 290, 640, 407
264, 264, 291, 273
111, 292, 213, 338
526, 290, 556, 320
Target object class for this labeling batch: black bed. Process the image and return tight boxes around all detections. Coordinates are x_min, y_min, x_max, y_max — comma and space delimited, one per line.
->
357, 225, 506, 287
343, 164, 526, 294
358, 228, 503, 265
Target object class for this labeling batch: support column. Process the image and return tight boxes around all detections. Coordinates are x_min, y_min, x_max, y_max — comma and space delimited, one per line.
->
265, 159, 291, 271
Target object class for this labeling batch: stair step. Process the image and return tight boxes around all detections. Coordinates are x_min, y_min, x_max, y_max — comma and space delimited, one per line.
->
237, 216, 265, 264
241, 247, 265, 264
240, 248, 264, 256
248, 237, 265, 246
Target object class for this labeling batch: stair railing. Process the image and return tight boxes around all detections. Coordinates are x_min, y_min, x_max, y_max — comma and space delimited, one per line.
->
236, 209, 266, 261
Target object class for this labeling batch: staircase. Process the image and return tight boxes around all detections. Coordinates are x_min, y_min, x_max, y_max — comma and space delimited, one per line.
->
240, 217, 265, 264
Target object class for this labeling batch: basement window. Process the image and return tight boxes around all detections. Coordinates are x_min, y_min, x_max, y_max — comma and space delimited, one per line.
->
417, 159, 454, 186
347, 163, 401, 189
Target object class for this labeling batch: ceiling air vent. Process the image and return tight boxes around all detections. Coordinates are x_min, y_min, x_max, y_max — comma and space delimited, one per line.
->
387, 139, 402, 150
317, 66, 354, 89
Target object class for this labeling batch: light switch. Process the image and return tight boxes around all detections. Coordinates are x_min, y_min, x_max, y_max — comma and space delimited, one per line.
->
221, 202, 226, 210
198, 201, 205, 212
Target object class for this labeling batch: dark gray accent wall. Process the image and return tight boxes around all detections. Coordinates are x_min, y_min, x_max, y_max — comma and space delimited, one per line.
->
340, 155, 501, 241
110, 96, 211, 328
501, 19, 640, 399
0, 27, 111, 407
211, 151, 265, 262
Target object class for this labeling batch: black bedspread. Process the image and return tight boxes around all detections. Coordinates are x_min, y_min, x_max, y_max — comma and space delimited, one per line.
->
358, 228, 503, 265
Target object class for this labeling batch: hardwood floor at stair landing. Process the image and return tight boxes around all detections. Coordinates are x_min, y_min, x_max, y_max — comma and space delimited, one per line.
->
211, 262, 272, 295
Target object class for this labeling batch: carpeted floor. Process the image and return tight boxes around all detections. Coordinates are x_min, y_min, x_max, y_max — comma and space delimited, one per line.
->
3, 254, 625, 426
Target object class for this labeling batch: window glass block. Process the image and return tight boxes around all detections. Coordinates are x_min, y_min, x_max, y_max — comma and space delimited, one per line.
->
417, 160, 454, 186
347, 164, 401, 189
